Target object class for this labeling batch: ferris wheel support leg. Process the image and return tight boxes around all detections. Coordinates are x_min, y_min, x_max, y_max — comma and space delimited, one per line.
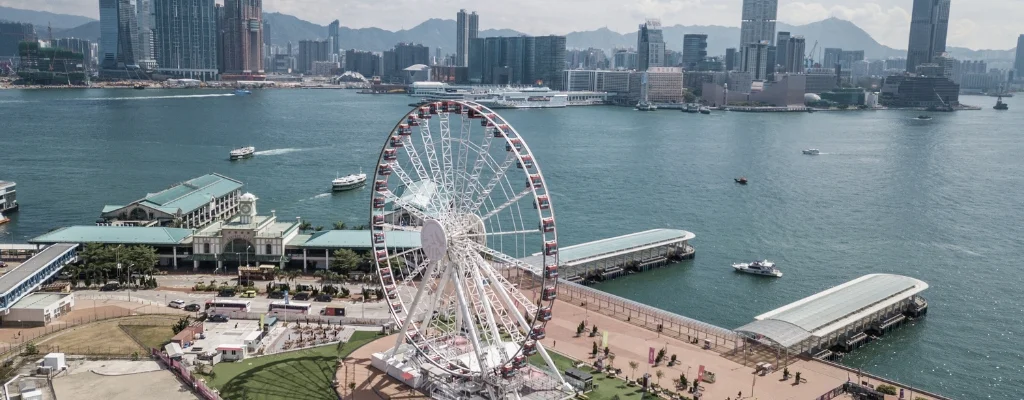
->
451, 268, 498, 399
465, 252, 509, 361
475, 259, 572, 391
388, 258, 442, 359
416, 264, 452, 336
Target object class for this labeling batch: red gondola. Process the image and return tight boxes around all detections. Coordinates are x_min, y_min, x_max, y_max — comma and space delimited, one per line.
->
383, 148, 398, 161
390, 136, 404, 148
376, 250, 389, 262
506, 138, 523, 152
375, 180, 388, 192
397, 124, 411, 136
534, 195, 550, 210
467, 107, 480, 119
523, 340, 538, 356
517, 155, 534, 169
378, 163, 392, 176
379, 267, 391, 276
538, 306, 553, 321
544, 240, 558, 255
500, 365, 516, 379
530, 326, 546, 340
373, 214, 386, 226
540, 217, 555, 232
544, 265, 558, 279
373, 232, 385, 244
373, 197, 386, 209
513, 355, 527, 368
407, 116, 420, 126
527, 174, 542, 189
428, 103, 439, 115
392, 303, 403, 313
542, 286, 557, 301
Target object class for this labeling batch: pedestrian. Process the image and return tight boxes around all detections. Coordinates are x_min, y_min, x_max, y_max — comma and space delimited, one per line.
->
738, 391, 742, 398
553, 340, 556, 348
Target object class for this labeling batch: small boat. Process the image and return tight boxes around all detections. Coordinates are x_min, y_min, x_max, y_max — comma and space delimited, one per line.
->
133, 84, 146, 90
332, 172, 367, 192
916, 115, 932, 120
636, 102, 657, 111
994, 96, 1008, 110
807, 108, 816, 113
685, 104, 699, 114
802, 149, 820, 155
732, 260, 782, 277
234, 89, 252, 95
699, 106, 711, 115
230, 146, 255, 160
735, 177, 748, 185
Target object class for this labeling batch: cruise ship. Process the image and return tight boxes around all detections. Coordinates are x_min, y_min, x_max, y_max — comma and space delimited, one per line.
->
476, 87, 568, 109
408, 82, 607, 108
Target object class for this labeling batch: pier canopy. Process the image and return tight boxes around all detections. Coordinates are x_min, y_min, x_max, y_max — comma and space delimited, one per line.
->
736, 274, 928, 351
30, 226, 193, 245
519, 229, 695, 278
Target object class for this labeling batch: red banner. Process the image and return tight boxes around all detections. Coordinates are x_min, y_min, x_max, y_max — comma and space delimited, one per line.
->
648, 347, 655, 365
697, 365, 706, 383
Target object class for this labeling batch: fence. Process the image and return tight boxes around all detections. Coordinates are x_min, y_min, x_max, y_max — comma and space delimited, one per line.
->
555, 281, 739, 350
151, 348, 221, 400
218, 310, 390, 327
812, 359, 953, 400
0, 308, 182, 359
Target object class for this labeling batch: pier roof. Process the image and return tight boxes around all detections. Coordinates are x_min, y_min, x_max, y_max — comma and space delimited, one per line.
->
736, 274, 929, 348
520, 229, 695, 268
294, 230, 420, 249
104, 173, 243, 216
30, 226, 193, 245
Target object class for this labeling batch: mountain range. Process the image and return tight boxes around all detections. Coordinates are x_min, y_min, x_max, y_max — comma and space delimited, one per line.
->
2, 6, 1015, 63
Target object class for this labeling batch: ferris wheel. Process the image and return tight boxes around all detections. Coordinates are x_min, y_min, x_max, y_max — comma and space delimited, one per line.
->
369, 100, 568, 396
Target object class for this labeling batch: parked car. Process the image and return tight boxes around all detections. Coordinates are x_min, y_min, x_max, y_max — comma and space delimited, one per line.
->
217, 289, 236, 297
292, 292, 311, 301
208, 314, 230, 322
268, 291, 285, 299
168, 299, 186, 309
100, 283, 120, 292
314, 294, 333, 302
240, 290, 257, 298
184, 304, 201, 312
0, 261, 7, 268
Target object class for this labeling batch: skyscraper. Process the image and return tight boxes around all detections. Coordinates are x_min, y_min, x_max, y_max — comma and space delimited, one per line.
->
725, 48, 737, 71
740, 0, 778, 47
456, 9, 479, 67
467, 35, 566, 88
742, 42, 771, 81
221, 0, 264, 77
637, 19, 665, 71
786, 36, 806, 73
328, 20, 340, 55
298, 40, 329, 74
0, 22, 35, 59
682, 34, 708, 70
136, 0, 155, 66
153, 0, 218, 80
99, 0, 139, 69
906, 0, 951, 73
1015, 34, 1024, 80
775, 31, 790, 72
263, 21, 271, 47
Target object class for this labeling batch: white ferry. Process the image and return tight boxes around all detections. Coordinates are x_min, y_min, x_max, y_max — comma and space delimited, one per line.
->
0, 180, 17, 214
476, 87, 568, 109
332, 173, 367, 192
732, 260, 783, 277
230, 146, 255, 160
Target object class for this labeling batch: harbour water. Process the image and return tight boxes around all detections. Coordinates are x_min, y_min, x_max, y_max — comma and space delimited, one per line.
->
1, 89, 1022, 399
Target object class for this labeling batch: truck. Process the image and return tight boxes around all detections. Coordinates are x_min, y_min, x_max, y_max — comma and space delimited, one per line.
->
320, 306, 346, 316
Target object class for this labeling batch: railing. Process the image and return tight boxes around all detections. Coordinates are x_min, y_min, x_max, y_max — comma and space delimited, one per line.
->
812, 358, 953, 400
217, 310, 390, 326
0, 308, 182, 359
556, 280, 739, 349
151, 348, 221, 400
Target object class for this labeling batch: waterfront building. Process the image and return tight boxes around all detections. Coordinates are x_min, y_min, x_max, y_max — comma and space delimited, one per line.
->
136, 0, 156, 69
312, 61, 340, 76
1016, 35, 1024, 81
0, 22, 35, 62
520, 229, 694, 284
906, 0, 950, 73
635, 66, 683, 103
99, 173, 243, 230
636, 19, 665, 71
612, 48, 637, 70
189, 193, 300, 270
299, 40, 329, 74
725, 48, 737, 71
820, 88, 868, 106
344, 49, 380, 78
682, 34, 708, 70
879, 75, 959, 108
153, 0, 219, 80
456, 9, 479, 67
775, 31, 790, 72
16, 42, 88, 85
702, 73, 805, 107
804, 70, 838, 94
328, 20, 340, 55
785, 36, 805, 73
220, 0, 264, 79
467, 35, 566, 89
99, 0, 139, 70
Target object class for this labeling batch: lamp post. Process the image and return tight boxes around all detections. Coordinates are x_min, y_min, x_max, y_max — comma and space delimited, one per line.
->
246, 245, 252, 268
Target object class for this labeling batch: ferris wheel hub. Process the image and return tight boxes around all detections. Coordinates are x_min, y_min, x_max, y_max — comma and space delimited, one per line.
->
421, 219, 448, 262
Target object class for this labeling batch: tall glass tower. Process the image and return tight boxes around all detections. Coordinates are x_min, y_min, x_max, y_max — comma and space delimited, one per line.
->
456, 9, 479, 67
906, 0, 951, 73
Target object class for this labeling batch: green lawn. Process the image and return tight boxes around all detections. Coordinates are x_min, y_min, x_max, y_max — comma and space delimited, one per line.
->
530, 350, 683, 400
120, 324, 176, 349
205, 330, 381, 400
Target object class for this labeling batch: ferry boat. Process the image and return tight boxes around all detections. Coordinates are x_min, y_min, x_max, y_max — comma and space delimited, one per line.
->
636, 102, 657, 111
685, 104, 700, 114
699, 106, 711, 115
732, 260, 782, 277
230, 146, 255, 160
735, 177, 748, 185
994, 96, 1008, 110
475, 87, 568, 109
0, 211, 7, 225
234, 89, 252, 95
916, 115, 933, 120
0, 180, 17, 214
802, 149, 820, 155
332, 173, 367, 192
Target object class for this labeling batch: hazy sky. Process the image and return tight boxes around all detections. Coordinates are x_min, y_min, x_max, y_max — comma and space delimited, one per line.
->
2, 0, 1020, 49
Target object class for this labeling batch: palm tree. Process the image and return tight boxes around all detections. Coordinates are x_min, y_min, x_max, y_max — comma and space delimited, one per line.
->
655, 370, 664, 386
287, 270, 301, 284
314, 270, 326, 285
333, 220, 347, 230
608, 354, 616, 368
628, 361, 639, 381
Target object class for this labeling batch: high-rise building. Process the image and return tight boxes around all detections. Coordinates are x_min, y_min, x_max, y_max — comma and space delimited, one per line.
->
682, 34, 708, 70
612, 48, 637, 70
725, 48, 737, 71
906, 0, 951, 73
786, 36, 806, 73
136, 0, 155, 66
221, 0, 264, 78
534, 35, 566, 88
1015, 34, 1024, 80
456, 9, 479, 67
328, 20, 340, 55
153, 0, 218, 80
298, 40, 329, 74
383, 43, 430, 80
51, 38, 94, 68
775, 31, 790, 72
637, 19, 665, 71
0, 22, 36, 60
99, 0, 140, 70
823, 48, 842, 68
467, 35, 566, 88
344, 49, 380, 78
263, 21, 271, 48
740, 0, 778, 47
742, 42, 771, 81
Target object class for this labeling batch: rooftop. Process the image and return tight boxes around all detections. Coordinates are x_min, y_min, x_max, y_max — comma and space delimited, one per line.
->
0, 243, 77, 296
0, 181, 14, 189
735, 274, 929, 348
30, 226, 193, 245
294, 230, 420, 249
11, 292, 71, 310
520, 229, 695, 268
111, 173, 242, 216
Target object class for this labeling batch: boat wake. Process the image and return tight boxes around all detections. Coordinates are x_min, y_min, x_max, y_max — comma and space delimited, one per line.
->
78, 94, 236, 101
254, 148, 306, 156
299, 193, 332, 202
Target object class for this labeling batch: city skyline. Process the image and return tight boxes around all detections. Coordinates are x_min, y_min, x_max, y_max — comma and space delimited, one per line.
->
2, 0, 1020, 50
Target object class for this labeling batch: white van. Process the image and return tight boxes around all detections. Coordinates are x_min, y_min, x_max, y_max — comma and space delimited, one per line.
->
168, 299, 186, 309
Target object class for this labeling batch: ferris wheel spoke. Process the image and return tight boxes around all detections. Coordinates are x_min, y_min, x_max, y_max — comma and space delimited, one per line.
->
458, 229, 540, 239
391, 152, 446, 214
450, 265, 494, 373
438, 113, 456, 198
467, 245, 539, 317
418, 263, 453, 336
400, 135, 432, 184
480, 188, 534, 222
473, 251, 539, 333
454, 117, 475, 208
389, 258, 443, 356
383, 192, 433, 224
468, 153, 518, 214
467, 240, 543, 277
418, 124, 448, 199
380, 223, 420, 232
467, 252, 527, 342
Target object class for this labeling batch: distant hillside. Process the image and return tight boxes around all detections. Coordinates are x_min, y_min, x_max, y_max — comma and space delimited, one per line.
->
0, 6, 95, 30
52, 21, 100, 41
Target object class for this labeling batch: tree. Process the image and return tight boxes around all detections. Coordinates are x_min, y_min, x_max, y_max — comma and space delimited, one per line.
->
287, 270, 301, 284
333, 220, 347, 230
679, 373, 688, 389
655, 370, 664, 385
592, 341, 599, 357
331, 249, 362, 274
299, 221, 313, 232
172, 316, 192, 334
628, 361, 639, 380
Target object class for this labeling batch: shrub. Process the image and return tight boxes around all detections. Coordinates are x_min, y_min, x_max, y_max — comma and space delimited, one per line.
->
876, 384, 898, 395
24, 343, 38, 356
131, 351, 140, 361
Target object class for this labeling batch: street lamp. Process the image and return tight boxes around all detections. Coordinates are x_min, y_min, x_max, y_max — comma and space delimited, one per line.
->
246, 245, 252, 268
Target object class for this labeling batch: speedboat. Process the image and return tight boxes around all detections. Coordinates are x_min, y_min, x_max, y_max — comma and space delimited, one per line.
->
699, 106, 711, 115
332, 173, 367, 192
916, 115, 932, 120
230, 146, 255, 160
735, 177, 748, 185
732, 260, 782, 277
133, 84, 146, 90
234, 89, 252, 95
802, 149, 820, 155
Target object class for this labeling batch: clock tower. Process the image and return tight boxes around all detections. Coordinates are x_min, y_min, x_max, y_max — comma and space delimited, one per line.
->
239, 193, 258, 224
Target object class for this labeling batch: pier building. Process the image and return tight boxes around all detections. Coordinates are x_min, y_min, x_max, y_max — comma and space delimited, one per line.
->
735, 274, 929, 361
99, 173, 243, 230
0, 243, 78, 314
520, 229, 694, 284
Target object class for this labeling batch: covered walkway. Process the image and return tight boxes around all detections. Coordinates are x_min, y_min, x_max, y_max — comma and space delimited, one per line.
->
0, 243, 78, 311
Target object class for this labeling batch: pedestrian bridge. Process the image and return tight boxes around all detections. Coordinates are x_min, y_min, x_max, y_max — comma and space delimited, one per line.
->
0, 243, 78, 312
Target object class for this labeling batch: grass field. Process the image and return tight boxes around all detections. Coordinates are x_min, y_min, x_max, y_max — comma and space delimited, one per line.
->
120, 324, 177, 349
206, 330, 381, 400
34, 315, 180, 355
531, 350, 678, 400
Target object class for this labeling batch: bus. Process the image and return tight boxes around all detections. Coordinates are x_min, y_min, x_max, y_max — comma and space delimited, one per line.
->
268, 301, 312, 315
205, 299, 252, 313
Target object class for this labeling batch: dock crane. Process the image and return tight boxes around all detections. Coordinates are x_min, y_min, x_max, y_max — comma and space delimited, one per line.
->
806, 40, 818, 69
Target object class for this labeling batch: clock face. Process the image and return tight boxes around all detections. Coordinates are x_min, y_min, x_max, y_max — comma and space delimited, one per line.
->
240, 204, 251, 213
